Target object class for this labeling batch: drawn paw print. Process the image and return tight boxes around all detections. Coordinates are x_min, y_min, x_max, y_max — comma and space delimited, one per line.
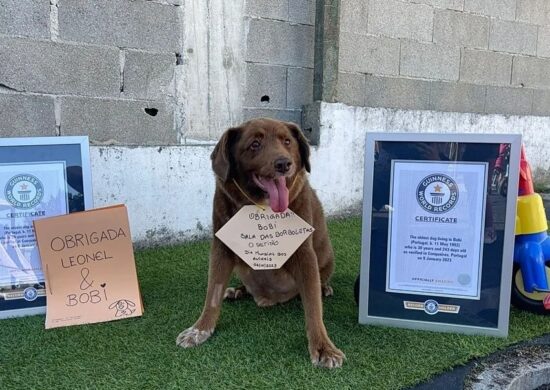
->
108, 299, 136, 317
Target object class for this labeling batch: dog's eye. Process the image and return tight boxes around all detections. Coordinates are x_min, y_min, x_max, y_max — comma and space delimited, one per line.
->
250, 140, 261, 150
284, 138, 291, 146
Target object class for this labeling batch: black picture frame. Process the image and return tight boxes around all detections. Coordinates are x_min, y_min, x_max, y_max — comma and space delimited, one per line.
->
358, 132, 521, 337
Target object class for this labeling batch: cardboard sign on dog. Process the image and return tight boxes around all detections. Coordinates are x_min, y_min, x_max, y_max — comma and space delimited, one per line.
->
34, 204, 143, 329
215, 205, 314, 270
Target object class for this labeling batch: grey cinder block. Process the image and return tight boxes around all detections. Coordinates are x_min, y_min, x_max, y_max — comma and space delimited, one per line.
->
512, 56, 550, 89
460, 49, 512, 86
368, 0, 433, 42
532, 89, 550, 116
0, 94, 56, 136
123, 50, 176, 100
429, 81, 486, 113
489, 20, 537, 56
289, 0, 315, 25
433, 10, 489, 49
287, 67, 314, 109
339, 33, 399, 76
245, 63, 287, 109
58, 0, 182, 52
517, 0, 550, 26
0, 38, 119, 97
537, 26, 550, 58
242, 108, 302, 125
246, 19, 314, 67
336, 72, 366, 107
0, 0, 50, 39
485, 86, 533, 116
339, 0, 368, 34
245, 0, 288, 21
464, 0, 516, 20
60, 97, 177, 145
364, 75, 431, 111
400, 41, 460, 81
414, 0, 463, 10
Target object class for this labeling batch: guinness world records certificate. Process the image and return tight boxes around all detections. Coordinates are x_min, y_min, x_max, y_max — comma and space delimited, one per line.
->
0, 162, 69, 287
0, 136, 92, 319
386, 161, 487, 299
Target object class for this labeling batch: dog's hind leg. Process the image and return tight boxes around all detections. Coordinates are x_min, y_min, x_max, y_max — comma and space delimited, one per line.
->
318, 249, 335, 298
224, 285, 249, 300
321, 284, 334, 297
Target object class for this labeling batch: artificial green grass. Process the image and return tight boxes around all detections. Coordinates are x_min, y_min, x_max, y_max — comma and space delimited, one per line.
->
2, 217, 550, 389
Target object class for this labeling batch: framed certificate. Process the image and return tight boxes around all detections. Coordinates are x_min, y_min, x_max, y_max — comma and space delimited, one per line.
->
0, 136, 92, 319
358, 133, 521, 337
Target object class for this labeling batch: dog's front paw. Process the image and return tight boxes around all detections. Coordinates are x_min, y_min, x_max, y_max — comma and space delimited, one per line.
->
176, 327, 213, 348
310, 342, 345, 369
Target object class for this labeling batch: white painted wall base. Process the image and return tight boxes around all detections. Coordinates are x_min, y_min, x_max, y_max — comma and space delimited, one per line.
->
91, 102, 550, 246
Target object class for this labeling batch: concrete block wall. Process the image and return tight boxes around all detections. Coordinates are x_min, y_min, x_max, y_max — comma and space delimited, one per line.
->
4, 1, 550, 143
337, 0, 550, 116
0, 0, 182, 145
243, 0, 315, 125
0, 0, 316, 142
3, 1, 550, 144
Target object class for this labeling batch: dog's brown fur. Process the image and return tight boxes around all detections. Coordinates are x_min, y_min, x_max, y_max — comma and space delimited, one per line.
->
176, 118, 344, 368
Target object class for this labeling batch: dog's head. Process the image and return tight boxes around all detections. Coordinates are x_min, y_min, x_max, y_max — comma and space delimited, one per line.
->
211, 118, 311, 212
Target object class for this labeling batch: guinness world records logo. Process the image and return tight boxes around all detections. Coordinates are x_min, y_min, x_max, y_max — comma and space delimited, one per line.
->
416, 173, 459, 214
424, 299, 439, 315
4, 174, 44, 209
23, 287, 38, 301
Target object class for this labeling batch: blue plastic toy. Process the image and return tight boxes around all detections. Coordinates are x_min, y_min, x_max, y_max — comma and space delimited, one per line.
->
511, 146, 550, 314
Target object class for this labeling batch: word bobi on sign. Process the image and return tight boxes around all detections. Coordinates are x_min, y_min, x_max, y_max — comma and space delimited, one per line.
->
215, 205, 314, 270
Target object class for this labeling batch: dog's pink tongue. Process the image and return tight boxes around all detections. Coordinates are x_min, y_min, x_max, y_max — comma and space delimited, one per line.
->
265, 176, 289, 212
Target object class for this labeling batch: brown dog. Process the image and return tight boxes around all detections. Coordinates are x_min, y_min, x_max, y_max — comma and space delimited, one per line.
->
176, 118, 345, 368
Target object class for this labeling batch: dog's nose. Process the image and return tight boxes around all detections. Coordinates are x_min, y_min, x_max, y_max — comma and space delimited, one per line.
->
274, 157, 292, 173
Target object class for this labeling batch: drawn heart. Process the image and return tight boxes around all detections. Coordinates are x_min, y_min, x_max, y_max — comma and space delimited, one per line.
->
100, 283, 106, 288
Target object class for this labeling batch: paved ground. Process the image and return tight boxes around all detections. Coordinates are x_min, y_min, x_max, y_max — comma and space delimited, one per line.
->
409, 334, 550, 390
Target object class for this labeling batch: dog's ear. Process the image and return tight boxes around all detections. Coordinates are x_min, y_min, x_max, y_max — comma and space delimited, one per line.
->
211, 127, 240, 182
286, 122, 311, 173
